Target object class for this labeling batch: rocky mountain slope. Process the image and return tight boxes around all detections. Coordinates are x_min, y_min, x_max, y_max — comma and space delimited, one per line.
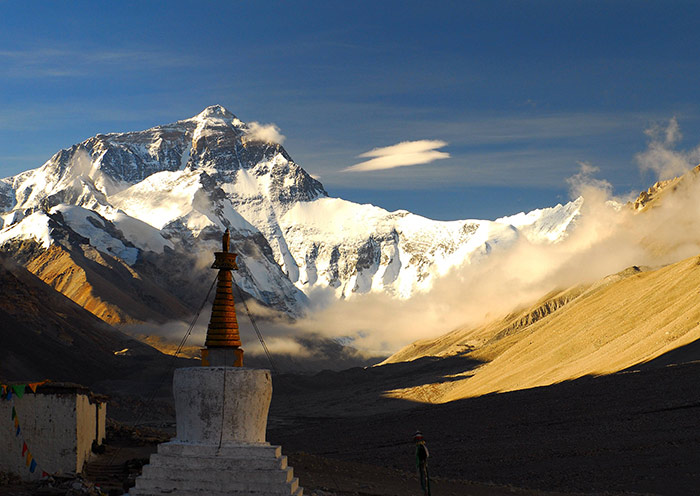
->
381, 254, 700, 403
0, 105, 581, 327
0, 253, 182, 389
370, 162, 700, 402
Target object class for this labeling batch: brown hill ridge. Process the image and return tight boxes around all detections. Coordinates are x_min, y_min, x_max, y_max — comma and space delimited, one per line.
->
632, 163, 700, 211
0, 253, 167, 384
4, 223, 196, 325
383, 255, 700, 403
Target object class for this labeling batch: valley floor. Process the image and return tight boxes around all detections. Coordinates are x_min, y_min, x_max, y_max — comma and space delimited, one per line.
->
6, 354, 695, 495
268, 359, 700, 496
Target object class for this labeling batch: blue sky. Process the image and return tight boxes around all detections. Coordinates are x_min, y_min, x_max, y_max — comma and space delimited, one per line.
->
2, 1, 700, 219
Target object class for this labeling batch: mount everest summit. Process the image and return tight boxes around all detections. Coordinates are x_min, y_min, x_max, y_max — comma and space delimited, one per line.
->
0, 105, 582, 326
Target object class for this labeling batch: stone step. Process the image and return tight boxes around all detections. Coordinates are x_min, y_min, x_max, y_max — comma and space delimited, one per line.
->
129, 487, 303, 496
148, 453, 287, 471
141, 465, 294, 484
157, 442, 282, 459
149, 452, 287, 469
133, 474, 300, 495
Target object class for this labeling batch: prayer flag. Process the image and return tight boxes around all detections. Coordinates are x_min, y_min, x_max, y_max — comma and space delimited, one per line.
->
6, 389, 12, 400
28, 380, 48, 393
26, 452, 32, 467
11, 385, 25, 399
16, 426, 20, 437
29, 459, 37, 473
11, 406, 16, 419
22, 442, 28, 456
41, 471, 49, 478
13, 416, 18, 429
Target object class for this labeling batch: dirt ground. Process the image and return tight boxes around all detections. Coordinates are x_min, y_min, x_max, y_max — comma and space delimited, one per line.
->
268, 360, 700, 496
285, 452, 588, 496
0, 446, 583, 496
2, 359, 697, 495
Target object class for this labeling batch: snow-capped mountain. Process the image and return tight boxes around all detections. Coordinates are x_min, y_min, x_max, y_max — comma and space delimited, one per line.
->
0, 105, 582, 323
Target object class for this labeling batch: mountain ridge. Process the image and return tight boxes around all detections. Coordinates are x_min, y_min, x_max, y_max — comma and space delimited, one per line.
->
0, 105, 582, 328
382, 254, 700, 403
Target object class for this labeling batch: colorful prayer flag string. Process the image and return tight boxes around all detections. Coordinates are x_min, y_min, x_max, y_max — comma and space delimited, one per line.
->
2, 381, 49, 400
4, 383, 52, 478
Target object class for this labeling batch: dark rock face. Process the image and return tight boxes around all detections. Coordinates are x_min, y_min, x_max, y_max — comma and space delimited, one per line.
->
0, 181, 14, 214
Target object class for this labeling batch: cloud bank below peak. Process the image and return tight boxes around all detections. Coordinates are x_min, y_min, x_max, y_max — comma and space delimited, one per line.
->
343, 139, 450, 172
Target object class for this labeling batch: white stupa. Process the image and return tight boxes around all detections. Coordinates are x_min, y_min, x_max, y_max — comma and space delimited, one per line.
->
129, 230, 302, 495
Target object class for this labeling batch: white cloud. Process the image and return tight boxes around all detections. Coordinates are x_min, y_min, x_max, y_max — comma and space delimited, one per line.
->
566, 161, 613, 198
270, 162, 700, 356
343, 140, 449, 172
243, 122, 286, 144
636, 117, 700, 180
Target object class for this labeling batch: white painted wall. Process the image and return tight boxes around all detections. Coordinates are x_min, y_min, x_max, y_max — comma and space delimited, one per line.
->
0, 388, 106, 480
76, 394, 96, 472
173, 367, 272, 445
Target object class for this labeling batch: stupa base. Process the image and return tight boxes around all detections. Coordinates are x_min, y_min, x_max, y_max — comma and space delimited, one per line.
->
130, 367, 303, 496
129, 442, 302, 496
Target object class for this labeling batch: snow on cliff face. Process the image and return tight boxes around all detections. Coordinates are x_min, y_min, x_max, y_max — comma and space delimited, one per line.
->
0, 105, 582, 316
278, 198, 521, 298
495, 198, 584, 244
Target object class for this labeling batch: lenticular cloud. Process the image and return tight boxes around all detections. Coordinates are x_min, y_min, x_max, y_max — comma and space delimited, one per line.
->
343, 139, 450, 172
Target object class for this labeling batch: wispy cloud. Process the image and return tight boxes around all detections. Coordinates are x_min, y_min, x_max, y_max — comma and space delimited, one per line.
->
0, 47, 194, 79
243, 121, 286, 144
636, 117, 700, 180
343, 140, 450, 172
566, 161, 613, 198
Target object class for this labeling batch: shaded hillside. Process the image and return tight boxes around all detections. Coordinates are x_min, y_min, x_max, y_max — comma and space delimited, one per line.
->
382, 255, 700, 402
0, 254, 191, 393
3, 214, 197, 325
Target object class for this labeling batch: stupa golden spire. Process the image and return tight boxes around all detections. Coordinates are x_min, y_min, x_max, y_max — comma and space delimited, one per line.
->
201, 228, 244, 367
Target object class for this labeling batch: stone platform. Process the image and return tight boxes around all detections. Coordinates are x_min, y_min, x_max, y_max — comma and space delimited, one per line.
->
129, 443, 302, 496
129, 367, 303, 496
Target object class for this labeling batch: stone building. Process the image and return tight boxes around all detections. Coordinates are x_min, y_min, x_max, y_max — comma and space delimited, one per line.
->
0, 382, 106, 479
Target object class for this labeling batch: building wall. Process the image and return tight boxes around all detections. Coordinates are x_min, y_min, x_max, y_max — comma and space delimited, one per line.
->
97, 402, 106, 444
75, 394, 95, 473
0, 389, 106, 480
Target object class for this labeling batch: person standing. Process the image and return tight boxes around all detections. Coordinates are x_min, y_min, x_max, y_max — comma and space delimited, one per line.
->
414, 431, 430, 495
